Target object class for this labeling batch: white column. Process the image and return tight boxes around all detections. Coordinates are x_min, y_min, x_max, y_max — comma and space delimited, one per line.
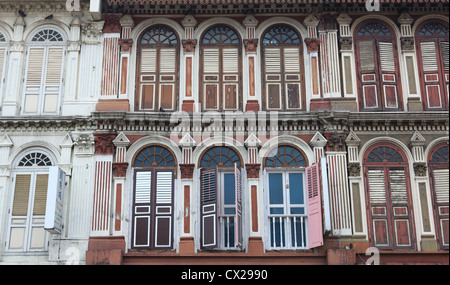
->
0, 134, 13, 258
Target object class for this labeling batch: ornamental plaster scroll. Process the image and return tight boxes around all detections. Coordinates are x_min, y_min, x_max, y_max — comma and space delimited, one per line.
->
81, 21, 105, 44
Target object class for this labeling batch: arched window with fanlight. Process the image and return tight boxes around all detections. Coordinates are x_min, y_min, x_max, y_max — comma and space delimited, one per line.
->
428, 143, 449, 250
136, 25, 179, 112
198, 146, 243, 250
131, 145, 176, 250
363, 143, 416, 250
415, 21, 449, 110
261, 25, 305, 111
22, 28, 65, 115
200, 25, 242, 111
5, 151, 54, 252
354, 21, 403, 111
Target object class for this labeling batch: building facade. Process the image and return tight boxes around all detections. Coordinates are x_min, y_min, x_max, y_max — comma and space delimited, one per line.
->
0, 0, 448, 265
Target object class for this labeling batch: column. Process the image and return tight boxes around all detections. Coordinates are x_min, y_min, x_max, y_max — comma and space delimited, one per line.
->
409, 131, 437, 250
304, 14, 321, 103
117, 15, 134, 105
181, 15, 198, 113
398, 13, 422, 111
245, 133, 264, 254
0, 134, 13, 258
91, 133, 116, 236
63, 17, 82, 106
2, 16, 25, 116
178, 133, 196, 254
112, 132, 130, 236
243, 15, 260, 112
345, 131, 366, 237
95, 14, 124, 111
325, 132, 352, 236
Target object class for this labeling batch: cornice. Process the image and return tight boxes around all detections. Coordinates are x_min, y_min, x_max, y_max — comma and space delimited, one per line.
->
0, 1, 90, 13
0, 116, 95, 132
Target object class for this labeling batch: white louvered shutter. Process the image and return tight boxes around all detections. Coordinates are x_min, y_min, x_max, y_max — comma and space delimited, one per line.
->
368, 169, 386, 204
388, 169, 408, 204
203, 48, 220, 110
141, 49, 157, 73
204, 48, 219, 74
154, 171, 173, 248
222, 48, 238, 74
222, 48, 239, 110
160, 49, 176, 74
433, 168, 449, 204
24, 48, 45, 113
43, 48, 63, 114
264, 48, 282, 110
283, 47, 301, 109
133, 171, 152, 248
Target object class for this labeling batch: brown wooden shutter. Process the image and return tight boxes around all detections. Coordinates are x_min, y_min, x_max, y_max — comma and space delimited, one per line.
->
378, 42, 399, 109
234, 164, 243, 248
420, 41, 443, 109
154, 170, 174, 249
223, 48, 239, 110
159, 48, 176, 111
203, 48, 220, 111
264, 48, 282, 110
139, 49, 157, 110
306, 163, 323, 248
284, 47, 301, 110
200, 166, 218, 249
366, 168, 389, 247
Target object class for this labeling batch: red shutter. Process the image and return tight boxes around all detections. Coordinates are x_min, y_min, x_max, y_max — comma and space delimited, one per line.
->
234, 163, 243, 248
306, 163, 323, 248
200, 167, 218, 249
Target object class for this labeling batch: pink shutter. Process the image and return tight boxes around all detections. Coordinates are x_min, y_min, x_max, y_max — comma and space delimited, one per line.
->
306, 163, 323, 248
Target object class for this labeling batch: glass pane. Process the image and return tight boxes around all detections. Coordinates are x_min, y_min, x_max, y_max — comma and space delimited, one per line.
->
270, 208, 284, 214
269, 173, 284, 205
223, 173, 236, 205
289, 173, 304, 205
290, 207, 305, 215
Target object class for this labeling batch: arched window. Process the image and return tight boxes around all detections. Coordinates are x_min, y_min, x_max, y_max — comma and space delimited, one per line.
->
22, 28, 65, 115
136, 25, 179, 112
6, 151, 54, 252
264, 144, 307, 167
363, 143, 416, 250
416, 21, 449, 110
199, 146, 242, 167
428, 143, 449, 250
131, 145, 176, 250
200, 25, 242, 111
354, 21, 403, 111
0, 30, 8, 106
261, 25, 305, 111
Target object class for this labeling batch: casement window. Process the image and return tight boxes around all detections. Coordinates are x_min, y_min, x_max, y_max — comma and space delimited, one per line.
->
5, 152, 53, 252
136, 26, 179, 112
354, 22, 403, 111
363, 144, 416, 250
415, 21, 449, 110
263, 145, 323, 250
261, 25, 305, 111
199, 146, 243, 250
131, 146, 176, 249
0, 31, 7, 106
428, 144, 449, 250
22, 29, 65, 115
200, 25, 242, 111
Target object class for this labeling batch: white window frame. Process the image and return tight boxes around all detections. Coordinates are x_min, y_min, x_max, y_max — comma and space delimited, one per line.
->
264, 168, 309, 250
21, 27, 66, 116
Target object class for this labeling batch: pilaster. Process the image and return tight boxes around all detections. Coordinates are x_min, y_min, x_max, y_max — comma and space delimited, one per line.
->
243, 15, 260, 112
181, 15, 198, 113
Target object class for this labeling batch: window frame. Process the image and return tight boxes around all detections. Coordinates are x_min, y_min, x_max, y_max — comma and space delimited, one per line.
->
199, 24, 243, 112
415, 20, 449, 111
260, 24, 306, 112
135, 25, 180, 112
0, 29, 8, 108
21, 27, 66, 116
354, 20, 404, 112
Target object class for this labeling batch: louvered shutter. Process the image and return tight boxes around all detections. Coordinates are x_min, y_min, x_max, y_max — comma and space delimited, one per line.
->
43, 48, 63, 113
433, 168, 449, 204
33, 174, 49, 215
200, 167, 218, 249
264, 48, 282, 110
432, 168, 449, 247
234, 164, 243, 248
420, 41, 443, 109
378, 41, 400, 109
223, 48, 239, 110
203, 48, 220, 110
366, 168, 389, 247
284, 48, 301, 109
133, 170, 152, 248
24, 48, 45, 113
12, 174, 32, 216
305, 163, 323, 248
139, 49, 157, 110
159, 48, 176, 111
154, 170, 174, 248
358, 40, 379, 109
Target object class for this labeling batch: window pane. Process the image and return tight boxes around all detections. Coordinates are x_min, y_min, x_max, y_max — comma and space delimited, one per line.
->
289, 173, 304, 205
223, 173, 236, 205
269, 173, 284, 205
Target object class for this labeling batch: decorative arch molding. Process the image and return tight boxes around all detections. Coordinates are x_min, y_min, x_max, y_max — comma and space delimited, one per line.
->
350, 15, 402, 40
255, 17, 307, 44
10, 144, 59, 168
126, 135, 182, 167
411, 15, 450, 36
424, 136, 449, 163
259, 135, 314, 166
358, 137, 414, 167
23, 21, 70, 43
131, 18, 184, 43
193, 17, 245, 43
193, 136, 248, 166
0, 21, 13, 42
